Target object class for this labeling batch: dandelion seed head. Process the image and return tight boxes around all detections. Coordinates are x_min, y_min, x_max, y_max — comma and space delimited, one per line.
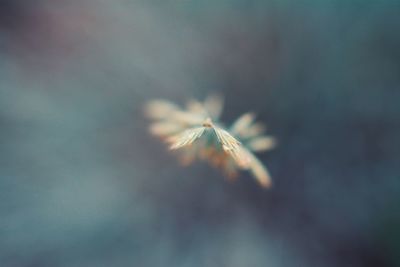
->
145, 94, 276, 188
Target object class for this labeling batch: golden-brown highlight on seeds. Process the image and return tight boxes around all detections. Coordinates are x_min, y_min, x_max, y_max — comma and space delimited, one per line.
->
145, 95, 276, 188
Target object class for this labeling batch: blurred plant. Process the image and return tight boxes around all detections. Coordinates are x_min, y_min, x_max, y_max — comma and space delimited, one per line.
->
145, 95, 276, 188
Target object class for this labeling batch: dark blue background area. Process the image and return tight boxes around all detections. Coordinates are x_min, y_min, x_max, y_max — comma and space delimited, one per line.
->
0, 1, 399, 266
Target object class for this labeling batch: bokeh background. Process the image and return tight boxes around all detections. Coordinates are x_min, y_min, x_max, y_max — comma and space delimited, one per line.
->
1, 1, 399, 266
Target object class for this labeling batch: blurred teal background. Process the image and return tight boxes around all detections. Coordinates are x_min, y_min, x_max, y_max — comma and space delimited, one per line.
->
0, 1, 399, 266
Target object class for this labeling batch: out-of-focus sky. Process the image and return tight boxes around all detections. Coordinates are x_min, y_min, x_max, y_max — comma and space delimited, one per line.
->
0, 1, 399, 266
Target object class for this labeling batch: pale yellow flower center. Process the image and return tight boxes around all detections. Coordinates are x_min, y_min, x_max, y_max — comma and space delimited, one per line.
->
202, 117, 214, 128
